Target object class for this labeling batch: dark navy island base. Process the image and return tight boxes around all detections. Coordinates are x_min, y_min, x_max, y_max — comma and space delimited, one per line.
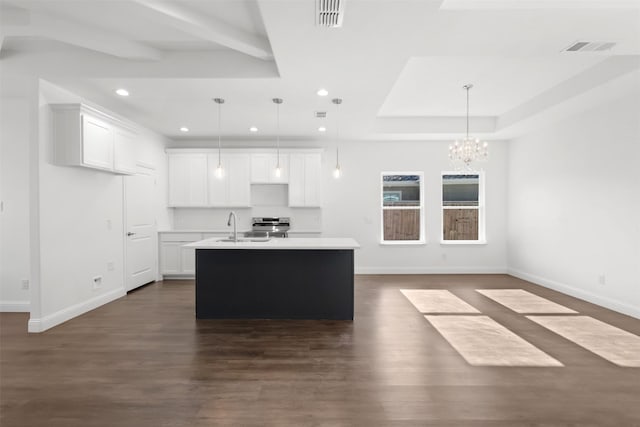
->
195, 248, 354, 320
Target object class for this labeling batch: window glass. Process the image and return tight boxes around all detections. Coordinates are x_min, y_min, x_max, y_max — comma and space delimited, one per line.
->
442, 173, 484, 242
382, 173, 424, 243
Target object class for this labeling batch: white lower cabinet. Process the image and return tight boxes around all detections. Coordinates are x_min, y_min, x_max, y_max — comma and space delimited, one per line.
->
159, 241, 182, 275
159, 233, 203, 277
180, 246, 196, 275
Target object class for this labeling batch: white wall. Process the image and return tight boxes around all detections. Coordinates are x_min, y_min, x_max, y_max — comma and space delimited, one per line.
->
167, 140, 509, 273
0, 97, 31, 311
507, 93, 640, 319
324, 140, 508, 274
25, 80, 170, 332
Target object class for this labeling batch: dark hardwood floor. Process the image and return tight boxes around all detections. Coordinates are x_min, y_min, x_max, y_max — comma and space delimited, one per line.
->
1, 275, 639, 426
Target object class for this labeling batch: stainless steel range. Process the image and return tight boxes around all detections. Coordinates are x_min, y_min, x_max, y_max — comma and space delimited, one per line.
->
244, 217, 290, 238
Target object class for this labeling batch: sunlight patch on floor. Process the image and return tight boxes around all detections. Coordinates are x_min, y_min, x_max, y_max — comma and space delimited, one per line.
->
400, 289, 480, 313
528, 316, 640, 367
476, 289, 577, 314
425, 315, 564, 367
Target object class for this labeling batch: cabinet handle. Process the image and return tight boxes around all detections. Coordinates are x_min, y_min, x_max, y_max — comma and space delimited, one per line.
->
127, 232, 136, 236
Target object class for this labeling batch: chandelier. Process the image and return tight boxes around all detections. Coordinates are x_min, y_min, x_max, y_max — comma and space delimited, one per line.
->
448, 84, 489, 170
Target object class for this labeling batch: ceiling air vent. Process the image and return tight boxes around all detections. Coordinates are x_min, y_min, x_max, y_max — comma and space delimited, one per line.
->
315, 111, 327, 118
316, 0, 344, 28
563, 41, 616, 53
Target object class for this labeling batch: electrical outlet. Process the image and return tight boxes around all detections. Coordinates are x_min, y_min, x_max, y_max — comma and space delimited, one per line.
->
598, 274, 606, 286
106, 219, 112, 230
21, 279, 29, 290
441, 253, 447, 261
107, 261, 115, 271
92, 276, 102, 289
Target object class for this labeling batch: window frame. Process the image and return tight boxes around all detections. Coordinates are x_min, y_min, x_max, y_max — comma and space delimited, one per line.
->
380, 171, 426, 245
440, 171, 486, 245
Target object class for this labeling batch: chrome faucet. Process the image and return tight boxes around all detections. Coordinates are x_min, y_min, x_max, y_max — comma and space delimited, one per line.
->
227, 211, 238, 242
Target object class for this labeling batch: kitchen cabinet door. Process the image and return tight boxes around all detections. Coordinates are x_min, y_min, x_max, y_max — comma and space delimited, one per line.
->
304, 153, 321, 207
160, 242, 181, 275
226, 154, 251, 206
207, 153, 251, 207
168, 154, 208, 206
288, 154, 306, 206
82, 114, 114, 170
288, 153, 321, 207
250, 153, 289, 183
113, 127, 137, 175
180, 246, 196, 275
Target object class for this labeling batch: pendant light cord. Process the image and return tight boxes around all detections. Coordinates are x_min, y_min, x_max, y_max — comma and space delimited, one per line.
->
276, 101, 280, 168
332, 98, 343, 169
466, 85, 470, 140
217, 102, 222, 166
336, 101, 339, 165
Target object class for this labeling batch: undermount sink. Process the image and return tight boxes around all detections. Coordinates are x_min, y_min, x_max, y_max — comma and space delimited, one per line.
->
217, 238, 271, 243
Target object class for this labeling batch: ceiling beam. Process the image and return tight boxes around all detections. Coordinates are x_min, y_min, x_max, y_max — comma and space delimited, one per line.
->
374, 116, 497, 136
2, 10, 162, 60
0, 4, 31, 26
133, 0, 273, 61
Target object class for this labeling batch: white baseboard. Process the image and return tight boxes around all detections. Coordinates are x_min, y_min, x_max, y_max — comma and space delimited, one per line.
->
355, 266, 508, 275
508, 268, 640, 320
0, 301, 30, 312
28, 288, 126, 333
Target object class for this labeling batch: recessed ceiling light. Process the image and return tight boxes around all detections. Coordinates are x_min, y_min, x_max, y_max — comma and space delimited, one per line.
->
249, 126, 258, 132
317, 88, 329, 97
179, 127, 189, 132
318, 126, 327, 132
115, 88, 129, 97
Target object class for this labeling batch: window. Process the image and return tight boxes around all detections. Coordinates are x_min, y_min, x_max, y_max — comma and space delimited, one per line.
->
381, 172, 425, 244
442, 172, 485, 243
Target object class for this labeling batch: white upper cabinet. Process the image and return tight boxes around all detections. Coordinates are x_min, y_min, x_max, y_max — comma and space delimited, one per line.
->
166, 149, 321, 208
51, 103, 137, 175
250, 153, 289, 183
168, 153, 208, 207
113, 128, 138, 174
288, 153, 322, 207
81, 114, 113, 170
207, 153, 251, 207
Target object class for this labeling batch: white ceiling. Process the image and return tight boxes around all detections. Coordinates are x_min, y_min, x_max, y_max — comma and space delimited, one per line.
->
1, 0, 639, 142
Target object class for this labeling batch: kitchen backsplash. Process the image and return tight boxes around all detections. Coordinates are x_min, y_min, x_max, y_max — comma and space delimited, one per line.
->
172, 207, 322, 231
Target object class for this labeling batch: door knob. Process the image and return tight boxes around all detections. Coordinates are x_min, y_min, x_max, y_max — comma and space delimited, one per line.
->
127, 232, 136, 236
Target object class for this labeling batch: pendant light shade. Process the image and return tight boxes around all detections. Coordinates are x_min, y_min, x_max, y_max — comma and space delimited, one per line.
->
332, 98, 342, 178
273, 98, 283, 178
213, 98, 225, 179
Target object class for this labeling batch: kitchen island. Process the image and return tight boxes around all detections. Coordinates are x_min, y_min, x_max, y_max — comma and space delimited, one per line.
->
184, 238, 360, 320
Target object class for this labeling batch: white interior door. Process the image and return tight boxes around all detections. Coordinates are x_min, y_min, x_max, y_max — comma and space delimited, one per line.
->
124, 169, 157, 292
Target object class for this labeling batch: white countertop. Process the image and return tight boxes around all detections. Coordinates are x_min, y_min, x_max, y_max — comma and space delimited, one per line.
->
158, 229, 322, 234
184, 237, 360, 250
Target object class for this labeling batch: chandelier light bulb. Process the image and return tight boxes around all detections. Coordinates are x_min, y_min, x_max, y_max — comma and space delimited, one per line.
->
275, 166, 282, 178
333, 165, 341, 179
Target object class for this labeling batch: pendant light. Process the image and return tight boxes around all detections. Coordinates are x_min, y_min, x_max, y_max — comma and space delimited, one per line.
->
272, 98, 283, 178
448, 84, 489, 170
213, 98, 225, 179
332, 98, 342, 178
